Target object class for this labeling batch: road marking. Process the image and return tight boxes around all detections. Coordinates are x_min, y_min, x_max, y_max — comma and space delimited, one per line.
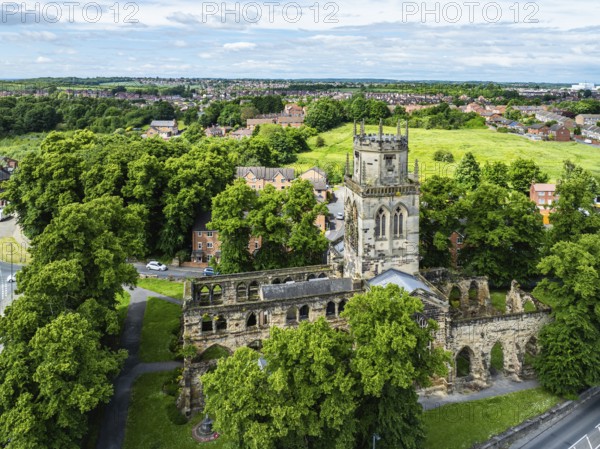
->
569, 423, 600, 449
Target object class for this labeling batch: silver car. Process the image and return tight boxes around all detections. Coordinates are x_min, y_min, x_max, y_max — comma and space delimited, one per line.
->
146, 261, 168, 271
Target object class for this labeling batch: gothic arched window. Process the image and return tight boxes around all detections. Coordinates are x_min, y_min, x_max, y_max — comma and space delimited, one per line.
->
375, 208, 387, 238
393, 207, 403, 237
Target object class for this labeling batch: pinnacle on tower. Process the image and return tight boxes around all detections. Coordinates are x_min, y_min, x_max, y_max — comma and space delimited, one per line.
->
360, 119, 365, 136
353, 120, 357, 137
379, 118, 383, 140
345, 152, 350, 176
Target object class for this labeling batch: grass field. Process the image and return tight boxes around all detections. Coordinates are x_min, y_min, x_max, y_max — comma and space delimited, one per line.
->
139, 297, 181, 363
0, 133, 47, 160
137, 277, 184, 301
423, 388, 561, 449
124, 370, 227, 449
290, 124, 600, 182
490, 290, 507, 313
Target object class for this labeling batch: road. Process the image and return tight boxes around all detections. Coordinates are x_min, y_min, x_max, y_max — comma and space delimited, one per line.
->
0, 260, 22, 315
512, 395, 600, 449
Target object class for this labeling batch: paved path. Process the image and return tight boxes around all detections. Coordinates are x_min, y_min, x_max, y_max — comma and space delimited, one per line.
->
419, 376, 540, 411
96, 288, 183, 449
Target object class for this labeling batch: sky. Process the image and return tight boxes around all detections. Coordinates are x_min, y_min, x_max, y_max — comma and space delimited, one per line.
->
1, 0, 599, 82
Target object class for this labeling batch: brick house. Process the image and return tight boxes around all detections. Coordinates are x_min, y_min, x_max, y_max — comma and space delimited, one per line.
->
146, 120, 179, 139
191, 212, 221, 266
448, 231, 465, 268
549, 124, 571, 142
527, 124, 550, 136
236, 167, 295, 191
299, 167, 331, 203
530, 183, 557, 225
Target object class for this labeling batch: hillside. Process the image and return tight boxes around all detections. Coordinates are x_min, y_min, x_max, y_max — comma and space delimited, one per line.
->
291, 124, 600, 181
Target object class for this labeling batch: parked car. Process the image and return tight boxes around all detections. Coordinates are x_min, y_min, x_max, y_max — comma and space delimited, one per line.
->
203, 267, 217, 276
336, 212, 344, 220
146, 261, 168, 271
6, 274, 16, 283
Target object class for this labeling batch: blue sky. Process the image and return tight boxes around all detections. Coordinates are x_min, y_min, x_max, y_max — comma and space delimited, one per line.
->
1, 0, 599, 82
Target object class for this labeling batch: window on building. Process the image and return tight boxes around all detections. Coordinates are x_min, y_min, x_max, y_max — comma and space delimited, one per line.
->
538, 199, 546, 205
375, 208, 387, 238
207, 242, 214, 249
197, 231, 202, 237
207, 255, 212, 262
207, 231, 213, 237
539, 191, 546, 196
198, 243, 202, 250
255, 241, 259, 249
457, 236, 464, 245
393, 207, 403, 237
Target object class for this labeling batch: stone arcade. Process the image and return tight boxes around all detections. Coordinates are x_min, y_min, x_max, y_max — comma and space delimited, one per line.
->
179, 120, 551, 415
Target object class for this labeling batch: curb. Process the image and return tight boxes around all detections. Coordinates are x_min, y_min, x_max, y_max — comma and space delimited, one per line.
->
473, 386, 600, 449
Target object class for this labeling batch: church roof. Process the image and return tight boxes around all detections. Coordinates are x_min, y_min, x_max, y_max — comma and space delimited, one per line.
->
367, 269, 431, 294
261, 278, 353, 301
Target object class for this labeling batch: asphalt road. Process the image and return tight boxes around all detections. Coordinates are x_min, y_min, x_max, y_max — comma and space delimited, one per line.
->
0, 260, 22, 315
512, 395, 600, 449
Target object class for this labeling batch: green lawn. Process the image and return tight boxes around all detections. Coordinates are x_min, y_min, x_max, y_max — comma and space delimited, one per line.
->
490, 291, 507, 313
139, 297, 181, 363
137, 277, 184, 301
0, 133, 47, 159
290, 124, 600, 182
124, 370, 227, 449
423, 388, 561, 449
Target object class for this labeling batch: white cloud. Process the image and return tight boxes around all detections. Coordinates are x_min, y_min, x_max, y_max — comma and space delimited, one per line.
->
36, 56, 52, 63
173, 40, 188, 48
223, 41, 256, 51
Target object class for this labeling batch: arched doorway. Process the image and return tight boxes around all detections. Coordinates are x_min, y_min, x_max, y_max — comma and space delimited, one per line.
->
326, 301, 336, 317
286, 306, 297, 324
246, 313, 257, 328
456, 347, 473, 378
299, 305, 310, 321
490, 341, 504, 376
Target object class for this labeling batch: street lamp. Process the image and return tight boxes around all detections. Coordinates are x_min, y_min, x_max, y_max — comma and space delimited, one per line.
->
372, 433, 381, 449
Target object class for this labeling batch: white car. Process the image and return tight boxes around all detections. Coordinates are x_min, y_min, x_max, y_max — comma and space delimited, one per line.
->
146, 261, 168, 271
6, 274, 16, 283
336, 212, 344, 220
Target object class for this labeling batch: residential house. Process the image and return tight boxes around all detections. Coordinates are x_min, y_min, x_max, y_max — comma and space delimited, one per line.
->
146, 120, 179, 139
284, 104, 305, 115
236, 166, 295, 191
299, 167, 331, 203
530, 183, 557, 225
507, 122, 526, 133
448, 231, 465, 268
205, 126, 232, 137
575, 114, 600, 126
535, 111, 576, 129
582, 125, 600, 142
549, 124, 571, 142
228, 128, 253, 140
527, 124, 550, 137
246, 117, 277, 130
191, 211, 221, 266
276, 114, 305, 128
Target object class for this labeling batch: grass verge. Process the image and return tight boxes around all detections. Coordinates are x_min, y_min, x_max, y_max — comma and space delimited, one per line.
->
137, 277, 184, 301
139, 297, 181, 363
0, 236, 31, 264
423, 388, 561, 449
124, 370, 227, 449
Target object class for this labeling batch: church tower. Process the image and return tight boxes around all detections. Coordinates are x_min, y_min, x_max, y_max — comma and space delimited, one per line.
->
343, 120, 420, 279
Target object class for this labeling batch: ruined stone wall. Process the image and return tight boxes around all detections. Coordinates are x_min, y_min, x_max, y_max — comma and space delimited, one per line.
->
448, 311, 551, 388
505, 280, 550, 314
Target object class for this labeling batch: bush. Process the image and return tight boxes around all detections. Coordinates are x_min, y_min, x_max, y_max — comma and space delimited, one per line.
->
315, 136, 325, 147
433, 149, 455, 163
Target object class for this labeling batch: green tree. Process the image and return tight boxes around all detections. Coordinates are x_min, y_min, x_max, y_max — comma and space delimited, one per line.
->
209, 179, 256, 273
3, 131, 94, 238
481, 161, 509, 188
534, 234, 600, 396
508, 158, 549, 195
548, 161, 600, 246
159, 143, 234, 255
454, 152, 480, 190
342, 285, 449, 449
419, 176, 464, 268
202, 319, 358, 449
304, 98, 346, 132
458, 183, 544, 286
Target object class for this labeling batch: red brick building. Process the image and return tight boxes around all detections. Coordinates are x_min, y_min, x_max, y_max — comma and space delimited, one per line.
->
529, 183, 557, 225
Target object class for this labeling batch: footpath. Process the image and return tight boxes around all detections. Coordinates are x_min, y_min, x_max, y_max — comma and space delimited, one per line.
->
96, 288, 183, 449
